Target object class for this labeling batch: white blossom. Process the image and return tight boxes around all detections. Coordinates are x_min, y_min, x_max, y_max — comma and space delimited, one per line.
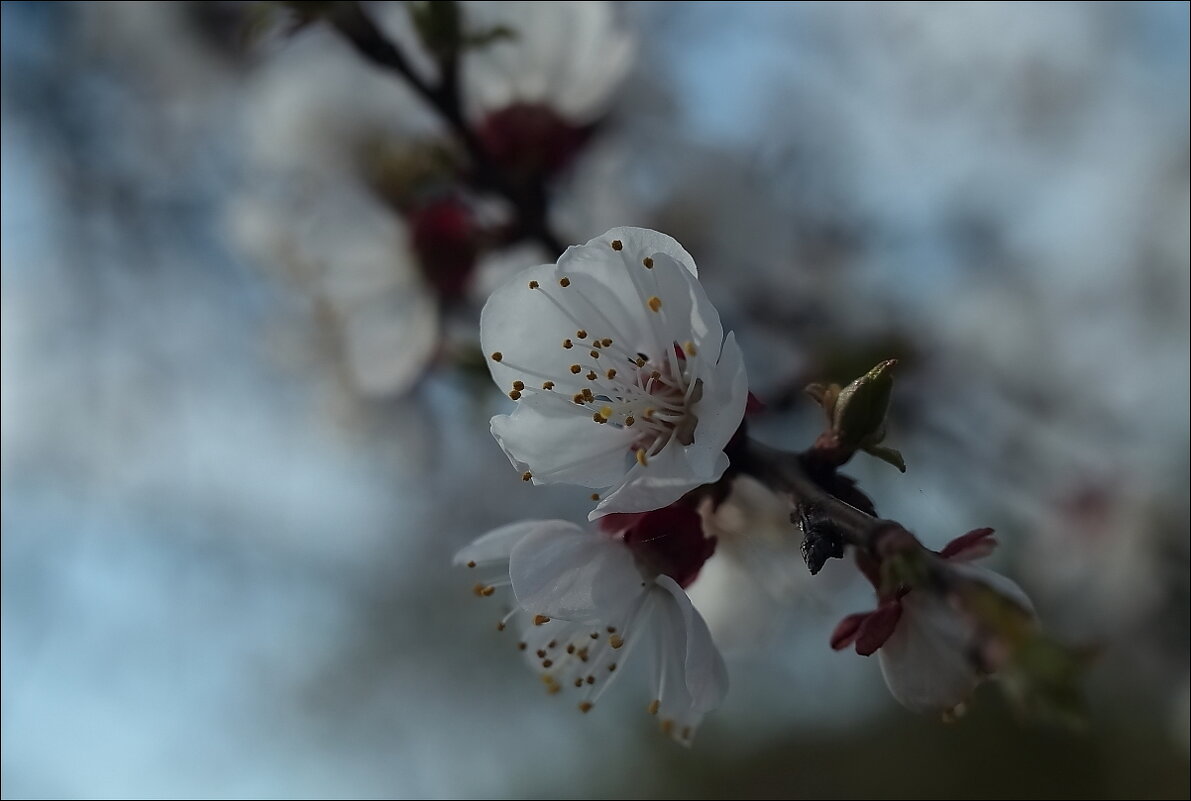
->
455, 516, 728, 744
877, 561, 1033, 715
833, 529, 1035, 716
481, 227, 749, 518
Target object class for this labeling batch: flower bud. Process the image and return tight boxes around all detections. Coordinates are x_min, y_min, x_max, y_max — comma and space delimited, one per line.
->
808, 360, 905, 472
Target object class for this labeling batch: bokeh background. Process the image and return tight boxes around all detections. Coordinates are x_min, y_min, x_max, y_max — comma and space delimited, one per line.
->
2, 2, 1188, 798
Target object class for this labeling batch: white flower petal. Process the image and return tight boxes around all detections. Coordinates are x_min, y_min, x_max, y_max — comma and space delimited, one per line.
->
509, 523, 645, 622
638, 577, 728, 743
950, 562, 1036, 615
647, 252, 723, 362
683, 332, 749, 477
480, 232, 698, 394
655, 575, 729, 715
553, 228, 700, 359
491, 392, 638, 487
878, 593, 979, 714
596, 226, 699, 277
480, 262, 598, 395
590, 448, 728, 520
454, 520, 561, 566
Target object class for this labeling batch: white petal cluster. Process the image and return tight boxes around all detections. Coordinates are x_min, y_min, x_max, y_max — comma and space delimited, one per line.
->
481, 227, 749, 518
456, 520, 727, 743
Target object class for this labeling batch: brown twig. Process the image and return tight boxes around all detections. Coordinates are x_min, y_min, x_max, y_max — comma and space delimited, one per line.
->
325, 1, 565, 255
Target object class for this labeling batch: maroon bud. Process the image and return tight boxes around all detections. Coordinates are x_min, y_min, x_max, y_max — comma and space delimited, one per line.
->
476, 103, 588, 178
619, 503, 716, 589
410, 197, 479, 302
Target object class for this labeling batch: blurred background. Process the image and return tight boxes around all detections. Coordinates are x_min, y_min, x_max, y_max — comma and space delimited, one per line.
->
2, 2, 1188, 797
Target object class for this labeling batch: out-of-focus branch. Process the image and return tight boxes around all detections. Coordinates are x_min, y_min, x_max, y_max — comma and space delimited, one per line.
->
325, 2, 565, 255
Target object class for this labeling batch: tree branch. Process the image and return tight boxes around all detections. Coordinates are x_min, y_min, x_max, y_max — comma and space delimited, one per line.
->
325, 2, 565, 255
737, 438, 906, 572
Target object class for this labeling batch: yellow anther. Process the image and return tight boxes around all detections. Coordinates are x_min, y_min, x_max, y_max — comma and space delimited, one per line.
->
605, 369, 617, 379
508, 390, 522, 400
491, 352, 503, 362
624, 416, 635, 427
648, 699, 660, 715
576, 329, 587, 339
647, 296, 662, 312
636, 449, 649, 466
643, 407, 656, 419
512, 380, 525, 391
521, 471, 533, 482
591, 493, 600, 501
599, 406, 613, 419
683, 341, 697, 356
642, 257, 654, 269
635, 357, 646, 368
570, 364, 581, 374
578, 701, 594, 713
651, 370, 661, 380
542, 381, 555, 390
472, 583, 485, 596
610, 239, 623, 251
528, 280, 539, 289
533, 615, 550, 626
547, 683, 561, 695
480, 585, 495, 597
559, 277, 571, 287
466, 561, 476, 568
660, 719, 674, 735
609, 634, 624, 649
